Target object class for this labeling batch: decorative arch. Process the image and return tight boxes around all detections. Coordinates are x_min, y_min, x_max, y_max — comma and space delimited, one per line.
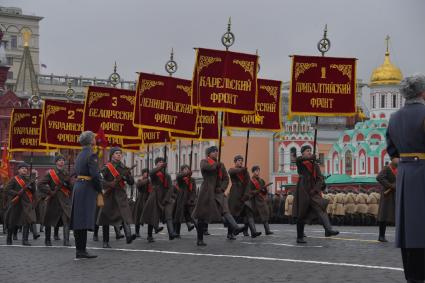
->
344, 150, 353, 175
356, 133, 364, 142
379, 113, 386, 119
343, 135, 350, 143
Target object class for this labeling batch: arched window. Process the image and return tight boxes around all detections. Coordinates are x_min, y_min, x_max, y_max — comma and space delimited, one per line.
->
345, 151, 353, 175
279, 148, 285, 172
290, 147, 297, 164
359, 154, 366, 173
333, 158, 339, 174
380, 94, 386, 108
372, 95, 376, 109
392, 94, 397, 108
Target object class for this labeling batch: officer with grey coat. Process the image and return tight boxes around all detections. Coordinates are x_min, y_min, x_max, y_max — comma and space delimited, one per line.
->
70, 131, 102, 259
386, 74, 425, 282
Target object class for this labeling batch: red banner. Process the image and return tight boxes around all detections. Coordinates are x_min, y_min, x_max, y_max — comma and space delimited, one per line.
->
289, 55, 356, 117
134, 73, 197, 134
225, 78, 282, 131
171, 110, 218, 141
39, 99, 84, 149
192, 48, 258, 114
83, 86, 139, 139
9, 108, 54, 152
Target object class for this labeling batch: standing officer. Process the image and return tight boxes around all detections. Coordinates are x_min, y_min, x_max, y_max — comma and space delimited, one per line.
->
292, 145, 339, 243
4, 163, 37, 245
192, 146, 244, 246
376, 157, 398, 242
97, 147, 136, 248
38, 154, 73, 246
71, 131, 102, 259
386, 74, 425, 282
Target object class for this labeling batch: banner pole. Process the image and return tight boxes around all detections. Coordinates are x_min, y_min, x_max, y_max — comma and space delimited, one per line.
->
189, 140, 194, 170
218, 112, 224, 162
244, 130, 250, 167
178, 140, 181, 169
146, 144, 150, 171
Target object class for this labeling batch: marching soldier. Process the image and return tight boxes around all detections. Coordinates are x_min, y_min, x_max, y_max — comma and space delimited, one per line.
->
173, 165, 196, 237
97, 147, 136, 248
292, 145, 339, 243
38, 154, 73, 246
367, 189, 380, 225
355, 189, 368, 225
376, 157, 398, 242
284, 191, 294, 224
344, 189, 356, 225
332, 189, 346, 226
228, 155, 260, 239
192, 146, 244, 246
71, 131, 102, 259
244, 165, 273, 235
141, 157, 177, 242
133, 168, 150, 237
386, 74, 425, 282
4, 163, 37, 245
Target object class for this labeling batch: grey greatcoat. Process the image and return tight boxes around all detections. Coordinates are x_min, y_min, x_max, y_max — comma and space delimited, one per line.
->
38, 168, 73, 226
4, 175, 37, 226
244, 176, 270, 222
132, 178, 151, 225
141, 167, 173, 226
376, 166, 396, 224
97, 161, 135, 226
228, 167, 250, 217
192, 158, 229, 223
292, 156, 328, 223
386, 101, 425, 248
173, 173, 197, 223
70, 146, 102, 230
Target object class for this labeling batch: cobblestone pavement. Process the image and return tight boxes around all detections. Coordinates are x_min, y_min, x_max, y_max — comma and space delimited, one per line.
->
0, 224, 404, 283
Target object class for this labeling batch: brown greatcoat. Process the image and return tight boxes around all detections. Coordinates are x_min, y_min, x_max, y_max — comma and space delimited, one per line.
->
37, 167, 73, 226
4, 175, 37, 226
344, 192, 356, 214
284, 194, 293, 216
97, 161, 135, 226
367, 192, 380, 217
244, 176, 270, 222
132, 177, 151, 225
174, 173, 197, 223
192, 158, 229, 223
292, 156, 328, 223
376, 165, 396, 223
141, 166, 173, 226
228, 167, 250, 217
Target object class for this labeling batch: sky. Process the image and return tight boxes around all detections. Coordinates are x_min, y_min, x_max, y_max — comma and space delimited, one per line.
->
3, 0, 425, 84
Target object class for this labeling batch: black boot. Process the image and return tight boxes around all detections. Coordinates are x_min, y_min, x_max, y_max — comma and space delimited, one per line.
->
123, 223, 136, 244
63, 225, 71, 246
248, 218, 261, 238
296, 222, 306, 244
93, 225, 99, 241
186, 222, 195, 232
32, 224, 40, 240
378, 222, 388, 242
54, 225, 60, 240
227, 226, 236, 240
203, 223, 210, 235
22, 225, 31, 246
114, 225, 124, 240
75, 230, 97, 259
135, 225, 141, 237
242, 224, 249, 236
166, 220, 178, 240
264, 222, 274, 235
13, 227, 18, 240
45, 226, 52, 246
147, 224, 154, 243
154, 226, 164, 234
6, 227, 13, 245
196, 222, 206, 246
102, 225, 111, 248
40, 225, 44, 232
174, 223, 181, 238
223, 213, 244, 236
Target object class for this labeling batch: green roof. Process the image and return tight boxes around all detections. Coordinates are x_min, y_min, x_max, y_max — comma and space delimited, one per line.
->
325, 174, 377, 184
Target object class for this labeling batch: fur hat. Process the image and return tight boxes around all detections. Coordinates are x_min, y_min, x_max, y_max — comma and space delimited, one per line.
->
109, 147, 122, 160
17, 162, 30, 169
54, 154, 65, 163
205, 146, 218, 156
155, 157, 165, 165
180, 164, 190, 171
301, 145, 312, 153
233, 155, 244, 162
251, 165, 260, 173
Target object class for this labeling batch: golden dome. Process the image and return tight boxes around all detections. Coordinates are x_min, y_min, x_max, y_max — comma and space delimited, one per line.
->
370, 37, 403, 86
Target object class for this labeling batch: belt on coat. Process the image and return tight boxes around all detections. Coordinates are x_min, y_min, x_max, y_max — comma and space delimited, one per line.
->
400, 153, 425, 160
77, 175, 92, 181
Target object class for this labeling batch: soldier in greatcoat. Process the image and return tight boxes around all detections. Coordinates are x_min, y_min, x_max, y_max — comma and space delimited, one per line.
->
332, 189, 346, 225
292, 145, 339, 243
141, 157, 177, 242
244, 165, 273, 235
70, 131, 102, 259
4, 162, 37, 245
192, 146, 244, 246
173, 164, 196, 237
38, 154, 73, 246
284, 191, 294, 224
228, 155, 260, 239
386, 74, 425, 282
97, 147, 136, 248
376, 157, 398, 242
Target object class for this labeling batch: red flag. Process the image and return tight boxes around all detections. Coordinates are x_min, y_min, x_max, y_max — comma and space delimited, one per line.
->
96, 127, 109, 148
0, 143, 11, 180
